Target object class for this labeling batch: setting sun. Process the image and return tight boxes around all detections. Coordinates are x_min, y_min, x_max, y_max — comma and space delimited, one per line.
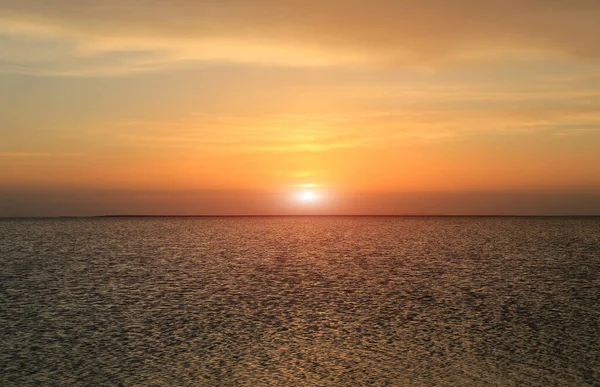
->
296, 190, 320, 203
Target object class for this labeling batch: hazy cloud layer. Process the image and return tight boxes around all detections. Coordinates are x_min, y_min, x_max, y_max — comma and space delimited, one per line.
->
1, 0, 600, 74
104, 106, 600, 153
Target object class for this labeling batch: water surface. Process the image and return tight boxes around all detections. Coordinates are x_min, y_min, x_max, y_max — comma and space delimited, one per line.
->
1, 217, 599, 386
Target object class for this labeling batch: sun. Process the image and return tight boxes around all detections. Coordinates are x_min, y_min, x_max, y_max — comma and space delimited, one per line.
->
296, 190, 320, 203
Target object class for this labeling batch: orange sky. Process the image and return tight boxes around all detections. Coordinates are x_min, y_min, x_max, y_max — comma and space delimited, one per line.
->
1, 1, 599, 215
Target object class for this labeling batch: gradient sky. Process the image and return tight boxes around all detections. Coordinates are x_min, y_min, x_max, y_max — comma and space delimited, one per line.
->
1, 0, 599, 216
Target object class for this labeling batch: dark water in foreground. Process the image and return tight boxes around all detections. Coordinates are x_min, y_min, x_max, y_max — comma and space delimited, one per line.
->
1, 217, 599, 386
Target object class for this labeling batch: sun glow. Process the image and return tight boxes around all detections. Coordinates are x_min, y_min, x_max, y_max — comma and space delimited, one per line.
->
296, 190, 320, 203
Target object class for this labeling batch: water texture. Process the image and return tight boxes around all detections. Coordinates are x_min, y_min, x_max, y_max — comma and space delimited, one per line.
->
1, 217, 599, 386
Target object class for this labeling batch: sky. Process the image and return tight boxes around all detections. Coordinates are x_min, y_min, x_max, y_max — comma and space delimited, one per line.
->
1, 0, 599, 216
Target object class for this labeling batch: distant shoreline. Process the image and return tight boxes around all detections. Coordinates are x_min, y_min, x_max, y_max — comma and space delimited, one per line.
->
99, 214, 600, 218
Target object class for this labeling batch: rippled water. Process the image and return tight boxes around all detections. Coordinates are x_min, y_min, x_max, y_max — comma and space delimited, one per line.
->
1, 217, 599, 386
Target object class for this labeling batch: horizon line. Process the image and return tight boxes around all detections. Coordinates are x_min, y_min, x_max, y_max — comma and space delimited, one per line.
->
1, 214, 600, 219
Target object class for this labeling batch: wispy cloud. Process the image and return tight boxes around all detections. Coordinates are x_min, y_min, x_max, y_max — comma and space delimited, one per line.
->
97, 105, 600, 155
0, 152, 50, 157
1, 1, 600, 75
0, 152, 82, 157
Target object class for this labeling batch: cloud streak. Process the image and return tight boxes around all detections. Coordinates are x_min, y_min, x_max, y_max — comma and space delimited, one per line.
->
1, 0, 600, 75
99, 105, 600, 155
0, 152, 50, 157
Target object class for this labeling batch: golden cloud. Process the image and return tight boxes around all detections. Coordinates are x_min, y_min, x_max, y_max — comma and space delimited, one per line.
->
1, 0, 600, 74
